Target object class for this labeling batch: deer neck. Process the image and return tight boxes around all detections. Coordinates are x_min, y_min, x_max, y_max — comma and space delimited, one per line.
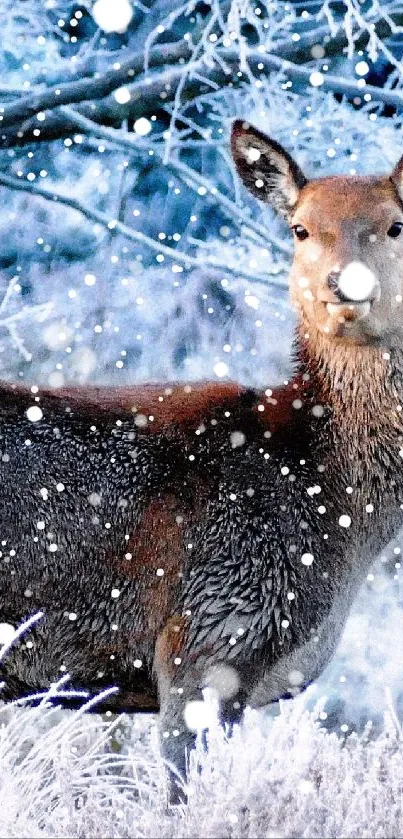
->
296, 323, 403, 447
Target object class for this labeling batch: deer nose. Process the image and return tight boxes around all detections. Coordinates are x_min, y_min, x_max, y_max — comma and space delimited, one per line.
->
327, 270, 353, 303
327, 270, 346, 300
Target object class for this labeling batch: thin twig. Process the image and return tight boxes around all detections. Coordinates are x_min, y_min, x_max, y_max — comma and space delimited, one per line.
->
60, 106, 290, 255
0, 171, 286, 289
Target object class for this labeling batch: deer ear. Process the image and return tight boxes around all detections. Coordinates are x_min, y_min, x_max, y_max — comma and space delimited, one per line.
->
231, 120, 307, 220
391, 154, 403, 201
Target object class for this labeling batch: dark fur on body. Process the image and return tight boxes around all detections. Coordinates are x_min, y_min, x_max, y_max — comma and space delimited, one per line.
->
0, 336, 401, 785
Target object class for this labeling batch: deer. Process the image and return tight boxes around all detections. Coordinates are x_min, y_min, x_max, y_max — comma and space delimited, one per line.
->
0, 118, 403, 802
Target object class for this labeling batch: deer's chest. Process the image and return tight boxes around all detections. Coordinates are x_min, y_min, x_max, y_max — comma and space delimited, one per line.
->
180, 429, 403, 700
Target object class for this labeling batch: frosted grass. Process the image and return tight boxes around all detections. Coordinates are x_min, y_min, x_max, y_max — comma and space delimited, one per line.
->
0, 562, 400, 838
0, 690, 402, 838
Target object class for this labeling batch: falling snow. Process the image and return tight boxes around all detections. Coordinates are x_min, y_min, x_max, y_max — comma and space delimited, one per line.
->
134, 118, 152, 137
183, 697, 219, 732
337, 262, 377, 302
309, 71, 325, 88
0, 1, 402, 836
92, 0, 133, 34
213, 361, 229, 378
25, 406, 43, 423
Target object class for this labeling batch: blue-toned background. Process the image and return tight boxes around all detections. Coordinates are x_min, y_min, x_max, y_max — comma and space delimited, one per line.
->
1, 2, 403, 835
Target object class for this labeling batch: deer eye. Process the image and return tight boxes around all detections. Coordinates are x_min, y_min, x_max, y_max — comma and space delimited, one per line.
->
387, 222, 403, 238
292, 225, 309, 241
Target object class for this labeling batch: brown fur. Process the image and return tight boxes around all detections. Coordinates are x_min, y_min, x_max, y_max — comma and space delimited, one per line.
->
115, 496, 185, 638
46, 382, 244, 432
39, 378, 305, 440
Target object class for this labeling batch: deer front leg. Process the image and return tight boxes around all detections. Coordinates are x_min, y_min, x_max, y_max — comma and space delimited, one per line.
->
154, 616, 246, 804
154, 616, 205, 804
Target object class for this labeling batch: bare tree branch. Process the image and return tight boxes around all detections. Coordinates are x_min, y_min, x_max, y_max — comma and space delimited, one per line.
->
0, 171, 286, 290
0, 40, 190, 129
240, 49, 403, 109
2, 5, 403, 139
2, 42, 403, 152
0, 62, 207, 147
273, 9, 403, 62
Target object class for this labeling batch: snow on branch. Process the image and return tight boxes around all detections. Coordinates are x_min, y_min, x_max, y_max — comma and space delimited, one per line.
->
0, 41, 190, 130
0, 276, 53, 361
2, 52, 403, 152
58, 105, 291, 258
0, 169, 284, 289
0, 3, 402, 148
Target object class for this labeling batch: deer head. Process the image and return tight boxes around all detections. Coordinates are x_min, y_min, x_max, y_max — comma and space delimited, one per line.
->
231, 120, 403, 347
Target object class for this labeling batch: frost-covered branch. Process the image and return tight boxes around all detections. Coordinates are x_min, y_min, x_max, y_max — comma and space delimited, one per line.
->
2, 5, 403, 145
0, 75, 386, 151
59, 106, 291, 256
0, 170, 285, 289
0, 274, 54, 361
3, 46, 403, 151
0, 40, 190, 129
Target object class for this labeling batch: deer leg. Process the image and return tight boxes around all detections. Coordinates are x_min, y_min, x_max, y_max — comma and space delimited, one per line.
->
158, 681, 249, 804
158, 677, 204, 805
218, 689, 247, 735
155, 617, 250, 803
155, 616, 211, 804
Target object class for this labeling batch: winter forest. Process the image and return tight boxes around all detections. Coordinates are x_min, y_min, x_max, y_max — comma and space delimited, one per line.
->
1, 0, 403, 836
